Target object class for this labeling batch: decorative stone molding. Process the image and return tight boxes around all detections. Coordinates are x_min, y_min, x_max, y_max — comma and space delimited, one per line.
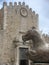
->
20, 7, 28, 17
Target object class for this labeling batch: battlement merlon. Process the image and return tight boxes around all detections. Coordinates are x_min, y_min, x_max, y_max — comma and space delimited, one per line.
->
3, 2, 39, 15
3, 2, 39, 30
42, 34, 49, 38
42, 34, 49, 43
3, 2, 26, 7
3, 2, 7, 7
2, 2, 31, 11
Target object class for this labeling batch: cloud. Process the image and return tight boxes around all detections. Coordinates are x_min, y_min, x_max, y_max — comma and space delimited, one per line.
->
29, 0, 49, 34
40, 0, 49, 34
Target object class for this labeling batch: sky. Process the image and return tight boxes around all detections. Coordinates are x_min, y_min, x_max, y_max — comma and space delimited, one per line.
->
0, 0, 49, 34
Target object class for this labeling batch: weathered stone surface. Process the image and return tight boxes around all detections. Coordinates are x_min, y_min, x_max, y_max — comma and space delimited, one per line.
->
0, 2, 49, 65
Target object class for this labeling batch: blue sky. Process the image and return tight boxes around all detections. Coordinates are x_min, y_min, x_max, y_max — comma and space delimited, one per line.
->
0, 0, 49, 34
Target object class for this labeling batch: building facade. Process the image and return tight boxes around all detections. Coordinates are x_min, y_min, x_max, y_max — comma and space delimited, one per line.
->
0, 2, 49, 65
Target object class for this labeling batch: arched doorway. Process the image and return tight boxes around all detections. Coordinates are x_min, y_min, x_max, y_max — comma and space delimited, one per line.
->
19, 48, 29, 65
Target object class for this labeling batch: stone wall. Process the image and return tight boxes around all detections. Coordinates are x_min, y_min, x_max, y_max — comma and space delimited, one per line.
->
1, 2, 39, 63
0, 1, 49, 65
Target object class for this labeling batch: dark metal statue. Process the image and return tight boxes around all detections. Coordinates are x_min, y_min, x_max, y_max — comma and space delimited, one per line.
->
22, 27, 49, 62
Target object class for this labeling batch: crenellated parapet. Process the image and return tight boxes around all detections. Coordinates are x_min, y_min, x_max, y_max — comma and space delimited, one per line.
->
3, 2, 7, 6
42, 34, 49, 43
0, 1, 39, 33
3, 1, 39, 17
2, 1, 39, 32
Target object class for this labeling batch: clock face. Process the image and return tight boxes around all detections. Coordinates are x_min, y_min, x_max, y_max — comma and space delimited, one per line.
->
20, 8, 28, 17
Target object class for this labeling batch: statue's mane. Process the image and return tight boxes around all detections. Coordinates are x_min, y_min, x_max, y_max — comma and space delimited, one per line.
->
22, 29, 46, 49
22, 29, 49, 62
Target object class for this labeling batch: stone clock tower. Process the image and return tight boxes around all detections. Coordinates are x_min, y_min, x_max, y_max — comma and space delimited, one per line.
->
0, 2, 39, 65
